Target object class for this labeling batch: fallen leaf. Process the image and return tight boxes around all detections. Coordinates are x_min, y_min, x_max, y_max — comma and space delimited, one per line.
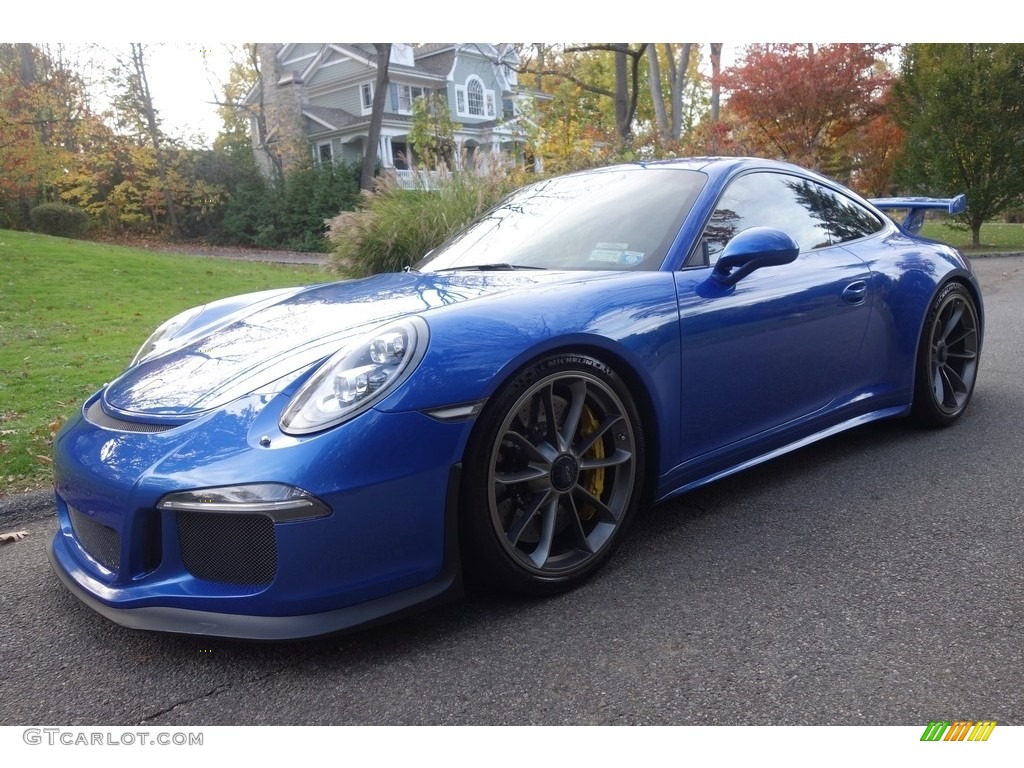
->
35, 454, 53, 465
0, 530, 29, 543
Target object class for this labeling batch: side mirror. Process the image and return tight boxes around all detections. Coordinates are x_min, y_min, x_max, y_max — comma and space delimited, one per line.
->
711, 227, 800, 286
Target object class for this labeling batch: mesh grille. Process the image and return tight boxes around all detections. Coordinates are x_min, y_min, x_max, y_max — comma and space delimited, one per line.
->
68, 504, 121, 572
176, 511, 277, 585
85, 400, 179, 433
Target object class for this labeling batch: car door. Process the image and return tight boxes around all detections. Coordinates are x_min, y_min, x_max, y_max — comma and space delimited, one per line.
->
672, 171, 880, 464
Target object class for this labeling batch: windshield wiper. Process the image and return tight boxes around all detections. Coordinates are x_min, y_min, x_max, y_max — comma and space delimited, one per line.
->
434, 263, 547, 272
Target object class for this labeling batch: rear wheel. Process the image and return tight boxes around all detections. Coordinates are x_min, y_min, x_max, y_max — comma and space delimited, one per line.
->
911, 282, 980, 427
461, 354, 645, 595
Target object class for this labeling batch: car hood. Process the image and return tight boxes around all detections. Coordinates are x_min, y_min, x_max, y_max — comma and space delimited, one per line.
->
102, 270, 574, 418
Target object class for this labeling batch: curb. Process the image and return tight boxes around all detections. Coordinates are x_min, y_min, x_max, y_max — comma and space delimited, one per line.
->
0, 487, 54, 528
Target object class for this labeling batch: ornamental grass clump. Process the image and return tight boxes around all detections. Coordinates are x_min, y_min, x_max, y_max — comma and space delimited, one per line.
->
327, 156, 530, 277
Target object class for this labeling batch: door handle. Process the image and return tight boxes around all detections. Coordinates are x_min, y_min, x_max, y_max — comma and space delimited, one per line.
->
842, 281, 868, 305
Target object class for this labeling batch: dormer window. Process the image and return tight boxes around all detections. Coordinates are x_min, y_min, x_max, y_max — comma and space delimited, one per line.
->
455, 76, 495, 118
467, 79, 484, 115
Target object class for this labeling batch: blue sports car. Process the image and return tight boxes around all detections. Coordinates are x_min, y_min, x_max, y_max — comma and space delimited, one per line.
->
49, 157, 983, 639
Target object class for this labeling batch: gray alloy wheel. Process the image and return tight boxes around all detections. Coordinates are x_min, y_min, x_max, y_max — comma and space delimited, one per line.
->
912, 282, 981, 427
462, 354, 645, 594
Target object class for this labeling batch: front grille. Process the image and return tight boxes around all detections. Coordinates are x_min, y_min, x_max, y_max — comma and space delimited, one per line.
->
85, 400, 180, 433
176, 511, 277, 585
68, 504, 120, 572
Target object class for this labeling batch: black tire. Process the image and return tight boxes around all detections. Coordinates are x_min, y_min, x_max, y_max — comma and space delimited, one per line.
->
911, 282, 981, 427
461, 354, 646, 595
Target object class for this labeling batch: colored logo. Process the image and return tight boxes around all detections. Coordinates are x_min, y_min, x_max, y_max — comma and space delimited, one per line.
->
920, 720, 996, 742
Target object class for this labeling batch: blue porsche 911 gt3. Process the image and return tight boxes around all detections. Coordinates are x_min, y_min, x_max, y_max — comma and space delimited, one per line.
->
49, 157, 983, 639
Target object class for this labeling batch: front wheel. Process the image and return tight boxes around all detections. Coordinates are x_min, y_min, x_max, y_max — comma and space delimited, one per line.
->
461, 354, 646, 595
911, 282, 981, 427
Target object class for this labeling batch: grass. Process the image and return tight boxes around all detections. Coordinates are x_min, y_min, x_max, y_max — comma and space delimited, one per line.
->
0, 230, 328, 494
920, 220, 1024, 252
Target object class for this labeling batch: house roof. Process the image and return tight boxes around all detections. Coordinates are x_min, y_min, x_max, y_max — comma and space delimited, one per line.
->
414, 44, 457, 77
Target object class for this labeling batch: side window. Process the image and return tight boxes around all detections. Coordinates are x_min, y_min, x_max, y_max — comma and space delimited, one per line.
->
816, 188, 886, 243
700, 173, 834, 265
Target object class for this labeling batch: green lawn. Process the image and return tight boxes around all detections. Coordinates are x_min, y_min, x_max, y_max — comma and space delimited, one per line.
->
0, 230, 329, 493
921, 220, 1024, 252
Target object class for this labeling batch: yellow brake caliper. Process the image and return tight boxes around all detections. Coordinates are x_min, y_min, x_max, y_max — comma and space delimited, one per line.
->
578, 406, 605, 521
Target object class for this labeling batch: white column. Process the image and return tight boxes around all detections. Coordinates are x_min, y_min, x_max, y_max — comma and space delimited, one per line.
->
379, 135, 394, 169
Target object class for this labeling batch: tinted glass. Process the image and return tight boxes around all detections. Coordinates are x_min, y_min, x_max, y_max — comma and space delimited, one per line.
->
700, 172, 884, 264
817, 187, 885, 242
417, 168, 706, 272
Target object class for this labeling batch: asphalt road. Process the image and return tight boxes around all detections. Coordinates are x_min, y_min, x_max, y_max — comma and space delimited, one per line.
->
1, 256, 1021, 727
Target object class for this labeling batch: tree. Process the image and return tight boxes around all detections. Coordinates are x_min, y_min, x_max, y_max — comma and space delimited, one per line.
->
709, 43, 722, 123
409, 92, 459, 170
717, 44, 893, 180
106, 43, 182, 237
519, 43, 648, 148
892, 44, 1024, 246
0, 44, 97, 227
646, 43, 694, 142
210, 44, 262, 156
360, 43, 391, 191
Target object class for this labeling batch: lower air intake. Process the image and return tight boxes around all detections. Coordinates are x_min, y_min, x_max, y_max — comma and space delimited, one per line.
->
68, 504, 121, 572
176, 511, 277, 585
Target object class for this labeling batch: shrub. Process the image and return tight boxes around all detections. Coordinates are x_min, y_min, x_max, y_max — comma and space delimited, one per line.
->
28, 202, 91, 238
328, 160, 529, 276
216, 162, 360, 252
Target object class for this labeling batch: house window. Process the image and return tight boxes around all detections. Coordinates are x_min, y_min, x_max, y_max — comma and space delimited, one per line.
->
360, 82, 373, 112
317, 142, 333, 164
455, 76, 495, 118
467, 79, 484, 116
395, 84, 428, 113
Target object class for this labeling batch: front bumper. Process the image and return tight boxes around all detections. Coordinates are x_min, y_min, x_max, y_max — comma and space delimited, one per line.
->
49, 394, 468, 639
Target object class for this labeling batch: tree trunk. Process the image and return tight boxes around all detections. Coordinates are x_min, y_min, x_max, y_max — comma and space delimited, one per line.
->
361, 44, 391, 191
130, 43, 181, 239
614, 47, 631, 142
668, 43, 692, 141
647, 47, 668, 135
710, 43, 722, 124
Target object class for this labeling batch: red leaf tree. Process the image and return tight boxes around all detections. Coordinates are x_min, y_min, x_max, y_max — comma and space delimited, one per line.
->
715, 44, 897, 185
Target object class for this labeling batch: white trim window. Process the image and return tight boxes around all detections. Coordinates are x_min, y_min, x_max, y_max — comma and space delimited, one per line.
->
454, 75, 495, 118
317, 142, 333, 165
360, 82, 373, 114
394, 84, 428, 114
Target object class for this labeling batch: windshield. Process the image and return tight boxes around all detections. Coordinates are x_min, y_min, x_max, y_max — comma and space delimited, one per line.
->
416, 166, 707, 272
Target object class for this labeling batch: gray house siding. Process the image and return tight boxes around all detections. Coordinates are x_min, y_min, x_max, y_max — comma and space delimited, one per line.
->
306, 56, 376, 89
309, 85, 363, 115
280, 44, 320, 70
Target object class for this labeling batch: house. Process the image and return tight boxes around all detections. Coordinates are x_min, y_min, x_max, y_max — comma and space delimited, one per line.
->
250, 43, 536, 184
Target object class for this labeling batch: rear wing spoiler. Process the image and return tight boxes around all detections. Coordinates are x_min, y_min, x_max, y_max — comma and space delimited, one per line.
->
869, 194, 966, 235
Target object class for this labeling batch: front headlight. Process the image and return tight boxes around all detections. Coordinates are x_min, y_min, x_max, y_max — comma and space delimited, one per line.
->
129, 305, 206, 367
280, 316, 428, 435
